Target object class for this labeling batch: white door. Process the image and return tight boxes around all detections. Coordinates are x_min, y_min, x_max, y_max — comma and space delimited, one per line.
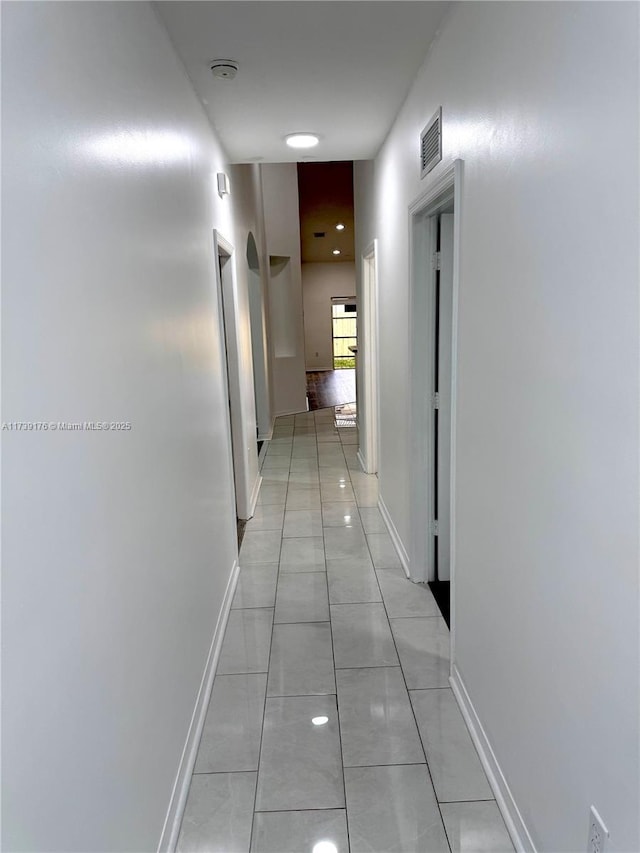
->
436, 213, 454, 581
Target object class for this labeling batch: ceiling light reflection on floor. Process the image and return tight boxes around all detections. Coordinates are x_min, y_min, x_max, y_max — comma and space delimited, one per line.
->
313, 842, 338, 853
311, 715, 329, 726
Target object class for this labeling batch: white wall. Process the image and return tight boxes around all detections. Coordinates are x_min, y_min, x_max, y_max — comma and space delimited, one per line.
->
302, 262, 357, 370
355, 3, 639, 852
1, 3, 260, 850
261, 163, 308, 415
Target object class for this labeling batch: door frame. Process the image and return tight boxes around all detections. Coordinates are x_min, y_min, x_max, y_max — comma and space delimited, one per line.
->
213, 229, 261, 522
408, 159, 463, 657
358, 240, 380, 474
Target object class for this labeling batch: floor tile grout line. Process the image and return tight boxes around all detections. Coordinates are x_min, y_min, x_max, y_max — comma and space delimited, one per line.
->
438, 797, 497, 804
192, 769, 260, 777
247, 452, 288, 853
254, 806, 348, 815
265, 692, 338, 699
320, 412, 351, 852
251, 411, 329, 839
351, 473, 454, 853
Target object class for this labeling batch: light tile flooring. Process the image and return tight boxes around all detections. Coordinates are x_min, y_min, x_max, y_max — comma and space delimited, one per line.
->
177, 409, 515, 853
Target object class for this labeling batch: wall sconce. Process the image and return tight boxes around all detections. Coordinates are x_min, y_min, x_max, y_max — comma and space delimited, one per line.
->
217, 172, 230, 198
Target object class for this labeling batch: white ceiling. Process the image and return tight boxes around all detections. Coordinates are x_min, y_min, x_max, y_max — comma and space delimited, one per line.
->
156, 1, 450, 163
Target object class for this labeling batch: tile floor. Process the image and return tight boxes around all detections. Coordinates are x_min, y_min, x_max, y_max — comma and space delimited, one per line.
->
177, 409, 515, 853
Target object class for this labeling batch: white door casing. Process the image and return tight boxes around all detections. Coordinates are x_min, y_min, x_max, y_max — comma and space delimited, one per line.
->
437, 213, 454, 581
359, 241, 379, 474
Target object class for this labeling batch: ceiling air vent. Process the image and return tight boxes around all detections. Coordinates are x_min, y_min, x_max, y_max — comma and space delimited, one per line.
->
420, 107, 442, 178
313, 232, 326, 238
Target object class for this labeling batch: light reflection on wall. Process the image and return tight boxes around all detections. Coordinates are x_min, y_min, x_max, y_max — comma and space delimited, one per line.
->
84, 129, 194, 166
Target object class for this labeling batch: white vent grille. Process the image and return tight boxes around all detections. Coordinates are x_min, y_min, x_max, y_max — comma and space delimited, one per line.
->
420, 107, 442, 178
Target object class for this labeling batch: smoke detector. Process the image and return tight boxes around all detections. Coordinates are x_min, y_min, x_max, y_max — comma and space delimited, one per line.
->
210, 60, 239, 80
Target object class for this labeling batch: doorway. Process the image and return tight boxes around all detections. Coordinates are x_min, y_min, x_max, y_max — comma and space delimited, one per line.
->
408, 160, 462, 633
215, 242, 240, 541
214, 230, 261, 545
246, 232, 271, 446
430, 212, 454, 624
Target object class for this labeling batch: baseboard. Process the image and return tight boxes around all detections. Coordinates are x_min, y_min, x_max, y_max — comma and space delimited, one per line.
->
157, 560, 240, 852
248, 473, 263, 518
356, 448, 368, 474
258, 442, 269, 467
377, 495, 410, 578
274, 406, 308, 417
258, 418, 275, 442
449, 664, 536, 853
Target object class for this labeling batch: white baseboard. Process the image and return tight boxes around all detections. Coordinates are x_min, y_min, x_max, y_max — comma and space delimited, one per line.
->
258, 418, 274, 442
258, 442, 269, 467
157, 560, 240, 852
248, 473, 263, 518
449, 664, 536, 853
275, 406, 308, 418
377, 494, 410, 578
356, 448, 368, 473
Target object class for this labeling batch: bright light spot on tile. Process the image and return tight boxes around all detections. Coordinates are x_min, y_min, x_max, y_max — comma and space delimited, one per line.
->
339, 484, 346, 489
313, 842, 338, 853
344, 516, 351, 523
312, 716, 329, 726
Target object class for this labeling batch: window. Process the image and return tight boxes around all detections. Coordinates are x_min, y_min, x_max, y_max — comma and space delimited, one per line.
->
332, 298, 357, 369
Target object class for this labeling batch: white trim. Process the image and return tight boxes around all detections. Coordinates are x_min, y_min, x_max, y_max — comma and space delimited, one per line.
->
213, 230, 261, 522
248, 473, 262, 518
259, 418, 276, 443
377, 494, 410, 578
157, 560, 240, 853
450, 664, 536, 853
274, 406, 308, 417
356, 448, 367, 474
448, 164, 464, 667
359, 240, 380, 475
408, 159, 459, 218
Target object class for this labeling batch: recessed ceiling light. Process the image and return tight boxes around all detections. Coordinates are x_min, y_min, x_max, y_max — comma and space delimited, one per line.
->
332, 249, 341, 255
336, 223, 345, 231
285, 133, 320, 149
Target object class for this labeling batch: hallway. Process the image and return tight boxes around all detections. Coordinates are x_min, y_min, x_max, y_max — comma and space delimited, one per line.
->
4, 3, 639, 850
177, 410, 514, 853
